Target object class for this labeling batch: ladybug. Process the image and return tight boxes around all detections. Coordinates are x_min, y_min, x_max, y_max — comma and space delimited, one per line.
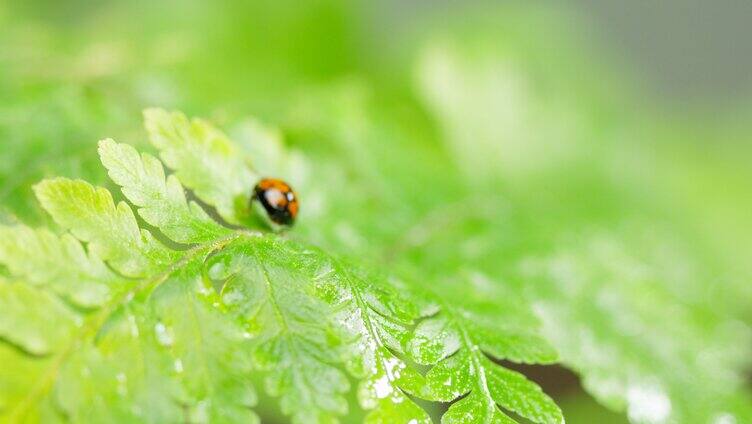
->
252, 178, 298, 227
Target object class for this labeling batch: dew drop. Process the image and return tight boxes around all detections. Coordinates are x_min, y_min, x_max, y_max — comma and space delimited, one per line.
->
372, 375, 393, 399
222, 288, 243, 305
116, 372, 128, 396
208, 262, 226, 280
128, 315, 139, 337
626, 383, 672, 424
197, 282, 212, 296
72, 315, 85, 328
174, 358, 184, 373
154, 322, 174, 347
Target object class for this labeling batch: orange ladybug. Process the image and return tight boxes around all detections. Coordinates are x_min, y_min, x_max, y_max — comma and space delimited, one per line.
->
252, 178, 298, 227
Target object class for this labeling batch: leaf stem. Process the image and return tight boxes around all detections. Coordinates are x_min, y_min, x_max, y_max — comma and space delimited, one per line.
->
437, 297, 498, 422
251, 244, 289, 332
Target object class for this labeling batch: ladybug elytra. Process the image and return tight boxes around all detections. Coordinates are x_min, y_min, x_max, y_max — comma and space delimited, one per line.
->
252, 178, 298, 227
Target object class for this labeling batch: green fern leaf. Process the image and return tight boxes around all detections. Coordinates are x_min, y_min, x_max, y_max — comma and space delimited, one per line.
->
33, 178, 178, 277
415, 35, 752, 424
314, 260, 431, 424
0, 116, 267, 421
0, 109, 561, 424
98, 139, 230, 244
408, 281, 562, 424
0, 282, 79, 357
0, 226, 113, 307
143, 108, 257, 225
206, 236, 351, 423
524, 229, 752, 424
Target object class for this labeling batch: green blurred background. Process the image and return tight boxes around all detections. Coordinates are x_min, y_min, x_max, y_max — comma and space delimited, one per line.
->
1, 1, 750, 423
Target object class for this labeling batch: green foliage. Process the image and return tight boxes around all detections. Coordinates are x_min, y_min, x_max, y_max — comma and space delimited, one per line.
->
413, 26, 752, 424
142, 109, 257, 225
1, 2, 751, 424
409, 283, 562, 424
0, 110, 559, 423
98, 139, 229, 244
523, 228, 752, 424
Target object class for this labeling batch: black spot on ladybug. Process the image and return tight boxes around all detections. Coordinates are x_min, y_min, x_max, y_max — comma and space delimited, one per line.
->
252, 178, 298, 226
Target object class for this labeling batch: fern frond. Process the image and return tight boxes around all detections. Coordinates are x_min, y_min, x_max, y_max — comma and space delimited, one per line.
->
98, 139, 229, 244
0, 226, 113, 307
0, 109, 560, 424
143, 108, 257, 225
408, 280, 562, 424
